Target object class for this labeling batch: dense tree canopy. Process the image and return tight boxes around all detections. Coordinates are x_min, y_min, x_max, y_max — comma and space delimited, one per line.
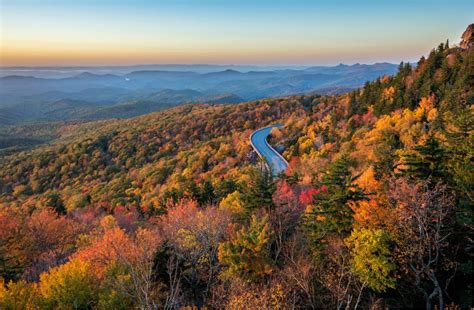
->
0, 31, 473, 309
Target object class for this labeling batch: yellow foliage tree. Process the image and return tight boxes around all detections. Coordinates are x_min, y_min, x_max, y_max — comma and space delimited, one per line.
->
38, 259, 97, 309
346, 228, 396, 293
219, 191, 245, 215
0, 278, 38, 309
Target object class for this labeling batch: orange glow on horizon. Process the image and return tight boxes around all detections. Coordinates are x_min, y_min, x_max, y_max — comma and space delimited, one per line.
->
1, 40, 426, 67
1, 0, 471, 67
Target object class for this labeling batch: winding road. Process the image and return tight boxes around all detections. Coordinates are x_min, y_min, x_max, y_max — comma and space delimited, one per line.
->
250, 125, 289, 176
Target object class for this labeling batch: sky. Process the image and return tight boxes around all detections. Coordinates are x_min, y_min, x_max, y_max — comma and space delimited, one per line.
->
1, 0, 473, 66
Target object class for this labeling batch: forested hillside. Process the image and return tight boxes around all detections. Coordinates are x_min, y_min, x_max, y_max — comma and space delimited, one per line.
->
0, 26, 473, 309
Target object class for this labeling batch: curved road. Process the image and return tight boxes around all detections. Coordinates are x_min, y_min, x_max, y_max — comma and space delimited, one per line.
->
250, 125, 289, 176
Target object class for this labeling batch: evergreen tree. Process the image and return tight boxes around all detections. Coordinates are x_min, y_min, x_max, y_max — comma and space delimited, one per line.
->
241, 165, 276, 216
348, 91, 360, 116
183, 179, 201, 200
199, 180, 216, 205
214, 178, 238, 201
398, 136, 446, 181
45, 192, 66, 215
218, 215, 273, 282
373, 132, 403, 179
442, 108, 474, 307
304, 156, 366, 244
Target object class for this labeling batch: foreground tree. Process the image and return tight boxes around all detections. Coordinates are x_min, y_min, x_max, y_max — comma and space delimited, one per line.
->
74, 217, 162, 309
0, 278, 38, 309
270, 180, 303, 260
218, 215, 273, 282
25, 208, 82, 281
38, 259, 97, 309
241, 166, 276, 216
390, 179, 456, 310
158, 200, 231, 306
398, 136, 446, 181
304, 156, 366, 246
346, 227, 396, 293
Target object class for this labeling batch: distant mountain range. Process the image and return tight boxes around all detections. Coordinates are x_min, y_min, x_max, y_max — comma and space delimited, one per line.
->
0, 63, 398, 125
0, 64, 311, 78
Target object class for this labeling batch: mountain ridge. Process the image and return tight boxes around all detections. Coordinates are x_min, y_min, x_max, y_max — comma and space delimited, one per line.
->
0, 63, 398, 125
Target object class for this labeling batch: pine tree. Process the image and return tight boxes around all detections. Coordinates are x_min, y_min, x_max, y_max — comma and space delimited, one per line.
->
442, 108, 474, 307
304, 156, 366, 243
214, 178, 238, 200
45, 192, 66, 215
398, 136, 446, 181
199, 180, 216, 205
348, 91, 359, 116
218, 215, 273, 282
242, 165, 276, 216
373, 132, 403, 179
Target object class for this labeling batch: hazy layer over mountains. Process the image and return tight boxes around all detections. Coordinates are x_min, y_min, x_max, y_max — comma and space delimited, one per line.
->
0, 63, 397, 125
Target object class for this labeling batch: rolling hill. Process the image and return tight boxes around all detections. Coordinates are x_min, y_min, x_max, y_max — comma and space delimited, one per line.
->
0, 63, 398, 125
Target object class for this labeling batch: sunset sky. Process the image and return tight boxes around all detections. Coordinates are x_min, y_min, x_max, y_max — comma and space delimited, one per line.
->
1, 0, 473, 66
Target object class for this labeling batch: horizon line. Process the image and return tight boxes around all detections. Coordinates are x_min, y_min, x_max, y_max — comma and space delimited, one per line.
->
0, 61, 416, 70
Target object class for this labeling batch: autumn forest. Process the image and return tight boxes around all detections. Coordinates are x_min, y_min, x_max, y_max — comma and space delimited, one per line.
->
1, 22, 473, 309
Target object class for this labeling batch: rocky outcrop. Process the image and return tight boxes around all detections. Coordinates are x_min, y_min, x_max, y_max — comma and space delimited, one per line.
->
460, 24, 474, 50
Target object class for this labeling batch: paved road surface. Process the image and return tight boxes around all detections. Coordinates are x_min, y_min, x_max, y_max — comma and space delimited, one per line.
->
250, 125, 289, 175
